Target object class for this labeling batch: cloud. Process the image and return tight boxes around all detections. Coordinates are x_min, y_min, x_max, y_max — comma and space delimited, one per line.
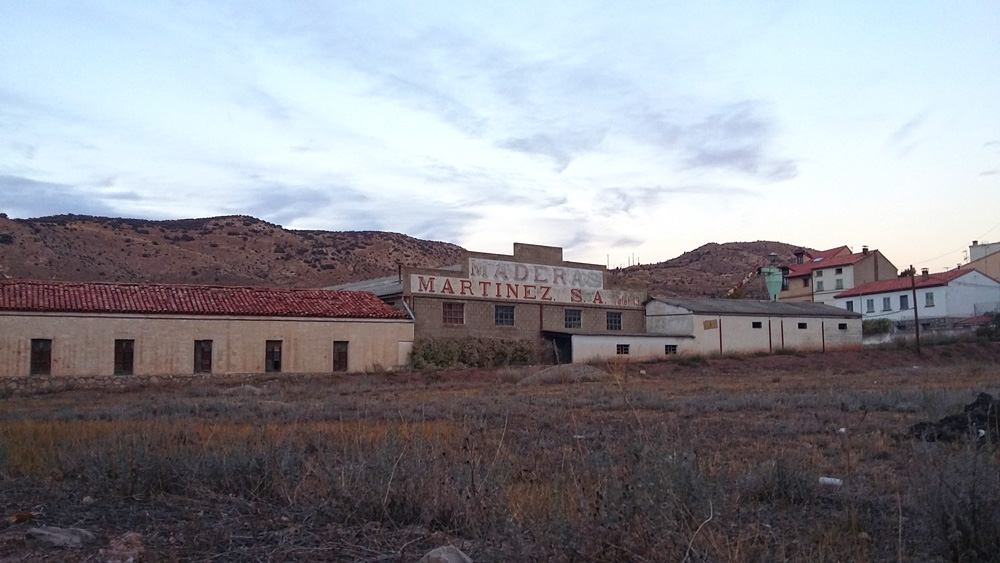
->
597, 185, 754, 217
0, 175, 120, 218
885, 113, 928, 158
681, 102, 798, 180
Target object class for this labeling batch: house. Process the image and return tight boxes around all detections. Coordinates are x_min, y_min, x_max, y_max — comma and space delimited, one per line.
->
0, 280, 414, 378
643, 298, 862, 357
780, 246, 897, 305
833, 269, 1000, 331
334, 243, 648, 364
960, 240, 1000, 282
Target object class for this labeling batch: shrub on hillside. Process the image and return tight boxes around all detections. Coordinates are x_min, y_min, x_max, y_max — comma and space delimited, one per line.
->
410, 337, 539, 369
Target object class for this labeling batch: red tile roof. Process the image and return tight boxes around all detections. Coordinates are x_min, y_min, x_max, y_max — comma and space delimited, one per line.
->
785, 246, 852, 277
834, 269, 971, 298
0, 280, 409, 319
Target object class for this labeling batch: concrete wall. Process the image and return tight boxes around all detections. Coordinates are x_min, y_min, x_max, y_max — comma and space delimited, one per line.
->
570, 335, 690, 364
0, 312, 414, 377
780, 277, 813, 302
645, 301, 861, 355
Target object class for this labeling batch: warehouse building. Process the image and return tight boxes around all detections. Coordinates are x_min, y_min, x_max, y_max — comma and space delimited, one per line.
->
0, 280, 413, 377
644, 298, 863, 357
335, 243, 648, 363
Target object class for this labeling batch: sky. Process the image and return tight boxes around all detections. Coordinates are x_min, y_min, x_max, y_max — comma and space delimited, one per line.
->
1, 1, 998, 272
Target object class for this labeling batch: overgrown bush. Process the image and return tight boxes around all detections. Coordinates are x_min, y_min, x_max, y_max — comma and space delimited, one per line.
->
410, 337, 539, 369
863, 318, 894, 336
976, 313, 1000, 342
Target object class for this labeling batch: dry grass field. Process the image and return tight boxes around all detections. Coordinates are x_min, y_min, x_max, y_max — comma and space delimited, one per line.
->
2, 342, 1000, 562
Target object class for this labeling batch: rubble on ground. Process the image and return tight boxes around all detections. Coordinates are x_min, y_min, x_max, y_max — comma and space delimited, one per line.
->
910, 392, 1000, 443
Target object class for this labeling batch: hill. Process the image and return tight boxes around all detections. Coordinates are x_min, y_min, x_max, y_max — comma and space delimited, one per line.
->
0, 214, 807, 297
0, 214, 464, 287
614, 241, 809, 298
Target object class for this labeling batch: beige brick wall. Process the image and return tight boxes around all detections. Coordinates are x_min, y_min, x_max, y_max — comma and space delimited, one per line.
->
0, 312, 413, 377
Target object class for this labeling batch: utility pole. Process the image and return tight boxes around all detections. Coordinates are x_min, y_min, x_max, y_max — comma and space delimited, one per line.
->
909, 265, 921, 356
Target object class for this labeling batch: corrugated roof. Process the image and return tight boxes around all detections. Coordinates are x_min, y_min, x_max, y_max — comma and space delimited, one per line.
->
649, 297, 861, 318
0, 280, 409, 319
833, 270, 976, 298
329, 275, 404, 298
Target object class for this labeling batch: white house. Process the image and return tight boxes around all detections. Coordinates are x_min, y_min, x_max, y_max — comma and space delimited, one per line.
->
833, 269, 1000, 330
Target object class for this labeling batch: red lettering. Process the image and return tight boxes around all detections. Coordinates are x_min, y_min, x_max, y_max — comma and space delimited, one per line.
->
571, 289, 582, 303
524, 285, 536, 299
506, 283, 519, 298
494, 282, 502, 298
592, 291, 604, 304
460, 280, 473, 295
417, 276, 435, 292
441, 279, 455, 294
479, 281, 492, 297
540, 286, 553, 301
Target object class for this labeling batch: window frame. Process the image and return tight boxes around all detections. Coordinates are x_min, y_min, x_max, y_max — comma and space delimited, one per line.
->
194, 339, 213, 374
442, 302, 465, 325
333, 341, 349, 372
494, 304, 515, 327
564, 308, 582, 329
265, 340, 282, 373
882, 297, 892, 311
925, 292, 935, 307
797, 322, 808, 330
815, 280, 824, 292
835, 279, 844, 290
838, 323, 848, 330
751, 321, 763, 329
606, 311, 623, 331
30, 338, 52, 376
866, 299, 875, 313
114, 339, 135, 376
616, 344, 630, 355
846, 301, 854, 312
664, 345, 678, 355
899, 294, 909, 310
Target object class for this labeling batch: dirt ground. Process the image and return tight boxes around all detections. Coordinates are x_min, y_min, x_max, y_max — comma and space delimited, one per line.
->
2, 342, 1000, 562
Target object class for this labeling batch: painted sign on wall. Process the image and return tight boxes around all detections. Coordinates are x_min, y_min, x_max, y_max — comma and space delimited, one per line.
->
410, 270, 643, 308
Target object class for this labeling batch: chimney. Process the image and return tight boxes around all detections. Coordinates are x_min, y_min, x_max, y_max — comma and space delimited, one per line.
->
921, 268, 929, 280
862, 245, 869, 255
973, 240, 979, 246
793, 249, 805, 264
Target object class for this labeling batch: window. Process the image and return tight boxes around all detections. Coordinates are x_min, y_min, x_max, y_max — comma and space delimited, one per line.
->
664, 345, 678, 355
815, 270, 823, 278
265, 340, 282, 373
114, 339, 134, 376
194, 340, 212, 374
838, 323, 848, 330
495, 305, 515, 326
752, 321, 763, 329
607, 311, 623, 331
882, 297, 891, 311
866, 299, 875, 313
835, 279, 844, 290
815, 281, 824, 292
564, 309, 582, 329
802, 278, 809, 287
925, 292, 935, 307
333, 341, 349, 372
835, 268, 843, 275
30, 339, 52, 375
797, 322, 807, 330
846, 301, 854, 312
616, 344, 630, 355
900, 295, 909, 310
442, 302, 465, 325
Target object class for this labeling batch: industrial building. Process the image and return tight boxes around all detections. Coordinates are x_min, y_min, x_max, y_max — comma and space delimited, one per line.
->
0, 280, 414, 377
335, 243, 649, 363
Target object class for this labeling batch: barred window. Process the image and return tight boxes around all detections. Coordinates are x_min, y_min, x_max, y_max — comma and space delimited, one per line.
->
442, 302, 465, 325
495, 305, 515, 326
616, 344, 630, 355
564, 309, 582, 329
607, 311, 623, 331
665, 345, 678, 355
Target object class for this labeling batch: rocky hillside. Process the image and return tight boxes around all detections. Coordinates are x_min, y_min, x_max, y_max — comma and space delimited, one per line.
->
613, 241, 809, 298
0, 214, 806, 297
0, 214, 464, 287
